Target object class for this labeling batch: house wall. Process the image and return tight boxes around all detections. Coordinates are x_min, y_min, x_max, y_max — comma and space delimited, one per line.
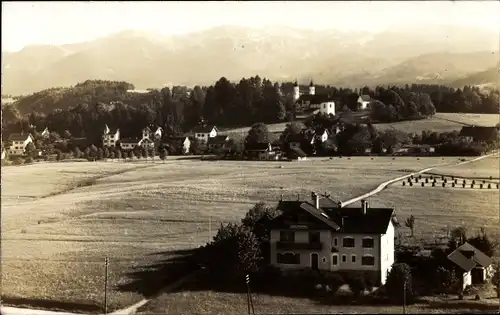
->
183, 139, 191, 154
270, 229, 332, 271
358, 101, 370, 110
462, 271, 472, 290
142, 129, 151, 139
379, 220, 395, 285
319, 102, 335, 116
103, 131, 120, 148
9, 136, 33, 155
121, 143, 137, 150
270, 228, 388, 284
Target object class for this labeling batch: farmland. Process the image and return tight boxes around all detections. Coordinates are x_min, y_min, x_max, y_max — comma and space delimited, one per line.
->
224, 113, 500, 136
1, 155, 499, 313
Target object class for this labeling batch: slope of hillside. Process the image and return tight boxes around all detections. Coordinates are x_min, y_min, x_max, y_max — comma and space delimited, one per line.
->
338, 51, 499, 87
451, 66, 500, 88
2, 25, 498, 95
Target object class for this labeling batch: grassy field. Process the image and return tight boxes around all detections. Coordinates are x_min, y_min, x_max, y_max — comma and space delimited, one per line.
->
223, 113, 500, 136
1, 156, 499, 313
138, 291, 500, 315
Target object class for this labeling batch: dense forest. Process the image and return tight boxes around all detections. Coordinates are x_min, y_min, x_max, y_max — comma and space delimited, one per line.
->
2, 78, 499, 147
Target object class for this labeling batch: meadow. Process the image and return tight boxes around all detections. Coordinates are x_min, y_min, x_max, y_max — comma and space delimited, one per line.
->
1, 155, 499, 313
224, 113, 500, 136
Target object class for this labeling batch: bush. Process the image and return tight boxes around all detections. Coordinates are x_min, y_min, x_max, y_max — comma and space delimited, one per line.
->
13, 157, 24, 165
386, 263, 414, 304
346, 274, 366, 297
24, 157, 34, 164
323, 272, 345, 294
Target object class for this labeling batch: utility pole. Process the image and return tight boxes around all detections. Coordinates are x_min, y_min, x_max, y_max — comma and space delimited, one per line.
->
104, 257, 109, 314
245, 274, 255, 315
403, 279, 407, 315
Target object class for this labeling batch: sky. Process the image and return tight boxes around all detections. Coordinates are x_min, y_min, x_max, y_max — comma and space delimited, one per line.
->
2, 1, 499, 52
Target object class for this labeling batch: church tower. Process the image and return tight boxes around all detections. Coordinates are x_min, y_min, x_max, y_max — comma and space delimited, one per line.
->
293, 80, 300, 101
309, 80, 315, 95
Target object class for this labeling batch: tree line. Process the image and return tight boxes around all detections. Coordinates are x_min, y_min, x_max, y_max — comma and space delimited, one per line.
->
2, 79, 499, 148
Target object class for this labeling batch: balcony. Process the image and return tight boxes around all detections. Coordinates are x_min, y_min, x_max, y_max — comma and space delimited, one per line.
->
276, 241, 323, 251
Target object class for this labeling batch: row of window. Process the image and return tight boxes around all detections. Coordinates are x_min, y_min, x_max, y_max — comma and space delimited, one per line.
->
279, 231, 374, 249
332, 254, 375, 266
276, 253, 376, 266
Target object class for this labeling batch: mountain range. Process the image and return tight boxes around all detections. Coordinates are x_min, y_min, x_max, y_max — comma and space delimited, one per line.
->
2, 25, 499, 95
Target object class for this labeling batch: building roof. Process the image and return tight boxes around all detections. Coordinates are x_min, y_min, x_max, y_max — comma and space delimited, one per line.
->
271, 198, 394, 234
359, 95, 371, 102
245, 142, 271, 151
459, 126, 499, 141
8, 133, 32, 141
208, 135, 229, 145
315, 128, 329, 135
447, 242, 493, 272
165, 136, 189, 143
290, 147, 307, 158
121, 137, 141, 144
297, 94, 333, 104
193, 125, 217, 133
143, 127, 152, 132
275, 201, 340, 230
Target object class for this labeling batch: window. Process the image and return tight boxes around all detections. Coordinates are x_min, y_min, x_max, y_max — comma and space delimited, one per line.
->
362, 238, 374, 248
341, 254, 347, 263
343, 237, 355, 248
323, 104, 326, 108
332, 254, 338, 266
362, 255, 375, 266
322, 257, 327, 263
309, 231, 320, 243
333, 238, 338, 247
351, 255, 356, 263
277, 253, 300, 264
280, 231, 295, 242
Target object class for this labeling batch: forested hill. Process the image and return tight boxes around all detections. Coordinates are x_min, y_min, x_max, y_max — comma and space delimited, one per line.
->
11, 80, 142, 114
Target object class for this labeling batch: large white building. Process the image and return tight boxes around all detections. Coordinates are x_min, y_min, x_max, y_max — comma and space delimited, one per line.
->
269, 194, 396, 285
295, 80, 336, 116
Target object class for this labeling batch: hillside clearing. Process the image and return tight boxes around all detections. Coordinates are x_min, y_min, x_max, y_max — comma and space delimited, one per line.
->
223, 113, 500, 136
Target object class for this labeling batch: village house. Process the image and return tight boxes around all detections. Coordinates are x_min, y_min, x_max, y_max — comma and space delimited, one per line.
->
164, 136, 191, 155
153, 127, 164, 140
447, 242, 494, 292
41, 127, 50, 138
7, 133, 34, 156
269, 195, 396, 285
245, 142, 278, 160
459, 126, 500, 143
357, 95, 371, 110
314, 128, 330, 143
193, 125, 218, 146
207, 135, 230, 153
285, 130, 316, 157
102, 125, 120, 148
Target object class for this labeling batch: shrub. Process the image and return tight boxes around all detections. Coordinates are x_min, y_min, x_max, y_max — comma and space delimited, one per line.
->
346, 274, 366, 297
323, 272, 345, 294
386, 263, 413, 304
13, 157, 24, 165
24, 157, 34, 164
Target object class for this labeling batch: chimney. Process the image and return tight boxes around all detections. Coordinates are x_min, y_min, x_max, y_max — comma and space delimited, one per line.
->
361, 199, 367, 215
341, 216, 346, 227
311, 192, 320, 209
297, 193, 300, 201
280, 194, 283, 201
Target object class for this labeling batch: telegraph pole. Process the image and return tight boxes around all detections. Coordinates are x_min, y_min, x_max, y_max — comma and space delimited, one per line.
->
104, 257, 109, 314
245, 274, 255, 315
403, 279, 407, 314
